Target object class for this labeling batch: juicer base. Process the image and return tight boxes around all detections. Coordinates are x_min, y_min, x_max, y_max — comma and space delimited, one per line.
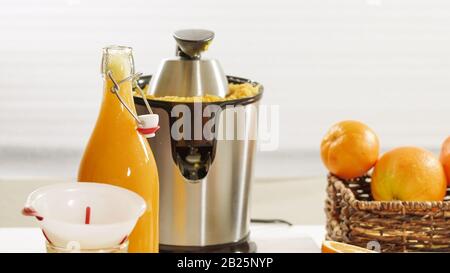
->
159, 235, 257, 253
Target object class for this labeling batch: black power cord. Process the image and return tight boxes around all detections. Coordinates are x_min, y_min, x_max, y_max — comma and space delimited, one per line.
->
250, 218, 293, 226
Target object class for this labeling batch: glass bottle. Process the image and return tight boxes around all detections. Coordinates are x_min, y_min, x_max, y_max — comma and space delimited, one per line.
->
78, 46, 159, 253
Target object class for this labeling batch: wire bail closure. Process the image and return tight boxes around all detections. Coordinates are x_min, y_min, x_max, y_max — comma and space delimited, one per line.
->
107, 71, 159, 138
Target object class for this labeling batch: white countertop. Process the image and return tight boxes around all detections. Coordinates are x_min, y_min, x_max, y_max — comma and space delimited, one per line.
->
0, 177, 327, 228
0, 224, 325, 253
0, 177, 327, 253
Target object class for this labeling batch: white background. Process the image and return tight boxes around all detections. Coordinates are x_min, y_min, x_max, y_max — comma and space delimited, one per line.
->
1, 0, 450, 178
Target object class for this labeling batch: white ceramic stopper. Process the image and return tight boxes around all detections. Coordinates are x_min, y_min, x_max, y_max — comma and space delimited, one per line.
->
138, 114, 159, 138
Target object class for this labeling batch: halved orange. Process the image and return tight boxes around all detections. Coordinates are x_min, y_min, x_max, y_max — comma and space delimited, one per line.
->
321, 240, 377, 253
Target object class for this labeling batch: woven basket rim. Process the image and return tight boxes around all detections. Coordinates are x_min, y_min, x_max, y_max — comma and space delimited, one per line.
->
328, 173, 450, 211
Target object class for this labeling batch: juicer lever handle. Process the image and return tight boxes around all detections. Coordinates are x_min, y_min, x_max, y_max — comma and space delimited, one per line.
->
174, 29, 214, 59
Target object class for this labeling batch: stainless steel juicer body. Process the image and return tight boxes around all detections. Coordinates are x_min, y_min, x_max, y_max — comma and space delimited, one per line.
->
134, 30, 263, 250
149, 59, 228, 98
135, 76, 262, 249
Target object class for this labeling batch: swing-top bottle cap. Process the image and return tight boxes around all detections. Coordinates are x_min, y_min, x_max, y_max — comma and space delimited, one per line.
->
137, 114, 160, 138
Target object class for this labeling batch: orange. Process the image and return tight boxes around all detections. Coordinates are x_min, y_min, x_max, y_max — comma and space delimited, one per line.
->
321, 241, 376, 253
321, 120, 380, 180
371, 147, 447, 201
439, 136, 450, 186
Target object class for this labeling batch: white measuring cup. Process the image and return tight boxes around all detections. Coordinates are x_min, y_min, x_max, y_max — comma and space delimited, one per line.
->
22, 182, 146, 250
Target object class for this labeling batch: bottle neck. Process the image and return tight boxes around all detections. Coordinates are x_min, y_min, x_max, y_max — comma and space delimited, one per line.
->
101, 45, 135, 78
100, 46, 137, 123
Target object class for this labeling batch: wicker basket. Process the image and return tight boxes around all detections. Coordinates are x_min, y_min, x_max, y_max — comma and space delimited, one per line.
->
325, 173, 450, 252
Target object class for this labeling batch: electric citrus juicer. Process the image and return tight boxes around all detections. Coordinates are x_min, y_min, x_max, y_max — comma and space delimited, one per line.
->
134, 29, 263, 252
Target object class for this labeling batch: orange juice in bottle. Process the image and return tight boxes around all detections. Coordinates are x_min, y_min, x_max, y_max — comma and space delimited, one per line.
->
78, 46, 159, 253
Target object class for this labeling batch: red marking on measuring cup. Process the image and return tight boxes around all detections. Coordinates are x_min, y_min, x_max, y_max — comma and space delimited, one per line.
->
41, 229, 53, 245
85, 206, 91, 225
22, 207, 44, 221
119, 235, 128, 245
